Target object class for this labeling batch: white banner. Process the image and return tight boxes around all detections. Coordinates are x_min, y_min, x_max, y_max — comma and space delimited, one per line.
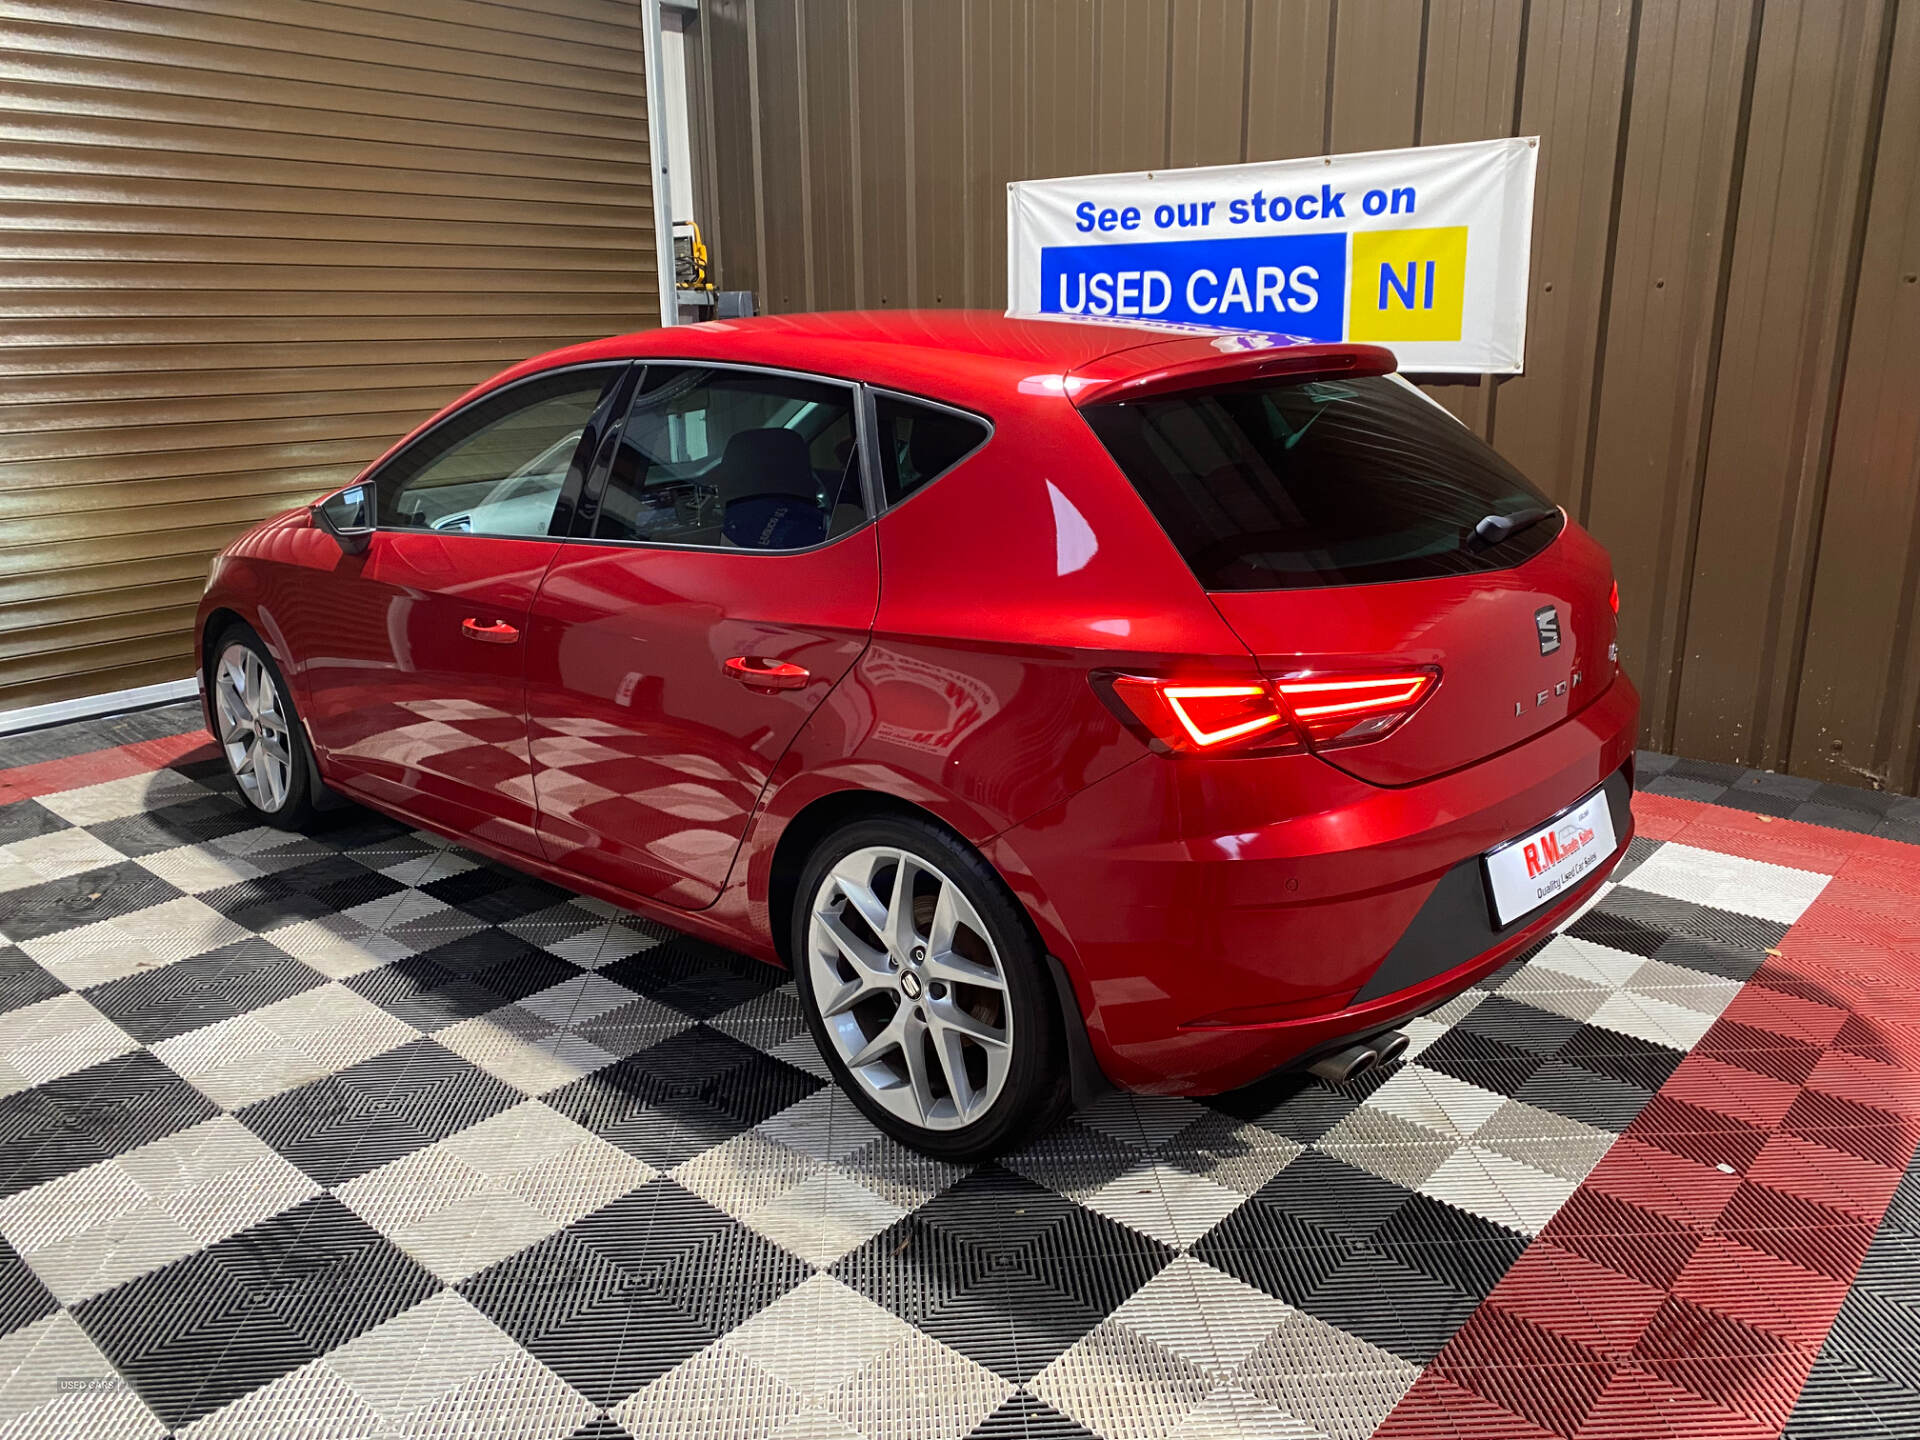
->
1007, 137, 1539, 374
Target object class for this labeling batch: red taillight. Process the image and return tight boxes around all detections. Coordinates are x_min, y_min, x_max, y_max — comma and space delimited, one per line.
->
1273, 672, 1437, 746
1609, 579, 1620, 614
1107, 677, 1295, 754
1100, 669, 1437, 756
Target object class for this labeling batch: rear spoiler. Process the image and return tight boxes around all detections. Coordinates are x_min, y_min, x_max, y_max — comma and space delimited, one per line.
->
1065, 338, 1398, 409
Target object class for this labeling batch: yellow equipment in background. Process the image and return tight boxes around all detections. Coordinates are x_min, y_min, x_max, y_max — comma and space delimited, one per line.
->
674, 222, 712, 295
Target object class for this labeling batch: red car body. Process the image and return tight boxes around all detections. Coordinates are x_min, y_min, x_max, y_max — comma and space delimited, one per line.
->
196, 311, 1638, 1097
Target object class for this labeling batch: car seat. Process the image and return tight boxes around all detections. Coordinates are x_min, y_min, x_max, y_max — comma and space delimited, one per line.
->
717, 428, 828, 550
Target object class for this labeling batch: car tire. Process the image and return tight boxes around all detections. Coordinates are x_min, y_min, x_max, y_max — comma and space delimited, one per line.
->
207, 624, 324, 831
791, 814, 1070, 1160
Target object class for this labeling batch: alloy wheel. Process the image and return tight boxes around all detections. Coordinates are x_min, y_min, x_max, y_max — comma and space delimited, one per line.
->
806, 845, 1013, 1131
213, 642, 295, 813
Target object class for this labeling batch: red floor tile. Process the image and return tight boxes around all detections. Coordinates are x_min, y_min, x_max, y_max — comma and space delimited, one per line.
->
1631, 1295, 1811, 1430
1435, 1306, 1616, 1437
1714, 1180, 1878, 1283
1718, 983, 1853, 1048
0, 732, 213, 801
1629, 791, 1704, 842
1629, 1092, 1777, 1173
1574, 1364, 1782, 1440
1661, 1054, 1803, 1130
1580, 1137, 1740, 1229
1746, 1131, 1906, 1223
1539, 1188, 1707, 1291
1483, 1244, 1670, 1360
1376, 1372, 1567, 1440
1806, 1043, 1920, 1114
1778, 1088, 1920, 1170
1671, 1233, 1852, 1348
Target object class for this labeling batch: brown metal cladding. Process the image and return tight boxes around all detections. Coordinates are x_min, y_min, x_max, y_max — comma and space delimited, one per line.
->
0, 0, 658, 713
684, 0, 1920, 794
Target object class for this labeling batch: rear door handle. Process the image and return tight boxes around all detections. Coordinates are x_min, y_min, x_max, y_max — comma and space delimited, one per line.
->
461, 617, 520, 644
724, 656, 809, 690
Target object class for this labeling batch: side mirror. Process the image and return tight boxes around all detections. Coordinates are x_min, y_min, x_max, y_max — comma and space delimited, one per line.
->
313, 485, 374, 556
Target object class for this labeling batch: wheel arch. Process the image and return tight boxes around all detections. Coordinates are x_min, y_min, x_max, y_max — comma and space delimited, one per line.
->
764, 788, 969, 970
198, 606, 247, 730
762, 783, 1110, 1106
199, 607, 342, 812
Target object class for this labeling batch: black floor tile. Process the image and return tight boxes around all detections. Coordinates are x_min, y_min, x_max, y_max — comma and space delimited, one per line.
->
73, 1194, 438, 1429
1454, 993, 1586, 1055
835, 1167, 1170, 1380
238, 1037, 520, 1186
343, 943, 577, 1031
84, 937, 324, 1044
970, 1392, 1101, 1438
0, 946, 67, 1015
1558, 1024, 1685, 1092
0, 1236, 57, 1335
1297, 1249, 1487, 1364
1566, 906, 1674, 960
0, 799, 70, 848
1217, 1076, 1358, 1144
463, 1179, 806, 1407
0, 1049, 218, 1198
1370, 1191, 1528, 1299
546, 1025, 823, 1168
198, 858, 404, 931
0, 861, 184, 943
425, 865, 575, 922
1513, 1060, 1656, 1133
1654, 932, 1766, 983
85, 795, 256, 858
1412, 1028, 1548, 1098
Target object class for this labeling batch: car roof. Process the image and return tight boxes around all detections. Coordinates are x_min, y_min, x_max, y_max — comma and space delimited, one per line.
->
492, 310, 1393, 411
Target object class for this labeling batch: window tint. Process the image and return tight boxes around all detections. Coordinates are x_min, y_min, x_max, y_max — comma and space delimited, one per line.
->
380, 366, 618, 537
1081, 374, 1562, 590
873, 395, 990, 506
593, 366, 865, 550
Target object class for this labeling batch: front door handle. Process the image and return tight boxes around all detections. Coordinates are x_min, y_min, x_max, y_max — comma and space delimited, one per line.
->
461, 617, 520, 644
724, 656, 810, 690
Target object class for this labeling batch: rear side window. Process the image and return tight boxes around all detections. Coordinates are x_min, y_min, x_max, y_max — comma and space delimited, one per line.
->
1081, 374, 1562, 590
873, 394, 990, 506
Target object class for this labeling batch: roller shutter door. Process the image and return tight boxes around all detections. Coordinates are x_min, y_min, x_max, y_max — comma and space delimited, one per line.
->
0, 0, 659, 713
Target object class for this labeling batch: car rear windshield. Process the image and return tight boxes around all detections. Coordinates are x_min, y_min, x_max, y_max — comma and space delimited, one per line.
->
1081, 374, 1563, 590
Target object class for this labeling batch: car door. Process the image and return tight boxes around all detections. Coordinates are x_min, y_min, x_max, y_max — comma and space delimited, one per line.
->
294, 362, 630, 853
523, 362, 878, 907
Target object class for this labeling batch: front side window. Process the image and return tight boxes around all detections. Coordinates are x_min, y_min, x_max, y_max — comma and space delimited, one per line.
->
378, 365, 620, 538
592, 366, 865, 550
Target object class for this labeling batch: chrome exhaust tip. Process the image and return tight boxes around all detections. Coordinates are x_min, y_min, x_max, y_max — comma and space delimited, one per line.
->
1373, 1030, 1410, 1067
1308, 1043, 1381, 1085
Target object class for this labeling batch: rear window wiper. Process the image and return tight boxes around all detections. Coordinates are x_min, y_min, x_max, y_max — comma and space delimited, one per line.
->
1470, 504, 1558, 548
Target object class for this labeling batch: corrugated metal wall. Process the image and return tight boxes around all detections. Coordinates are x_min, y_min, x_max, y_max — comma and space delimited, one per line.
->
683, 0, 1920, 794
0, 0, 659, 714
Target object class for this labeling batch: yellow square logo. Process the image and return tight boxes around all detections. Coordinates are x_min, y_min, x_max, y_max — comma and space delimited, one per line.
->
1349, 227, 1468, 342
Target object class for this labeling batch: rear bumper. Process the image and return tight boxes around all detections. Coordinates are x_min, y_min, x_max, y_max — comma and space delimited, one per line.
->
990, 673, 1640, 1094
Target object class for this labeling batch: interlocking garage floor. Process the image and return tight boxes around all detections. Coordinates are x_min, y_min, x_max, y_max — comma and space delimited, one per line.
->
1, 708, 1917, 1440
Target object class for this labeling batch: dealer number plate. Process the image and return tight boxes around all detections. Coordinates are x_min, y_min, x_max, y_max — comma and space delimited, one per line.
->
1484, 788, 1615, 927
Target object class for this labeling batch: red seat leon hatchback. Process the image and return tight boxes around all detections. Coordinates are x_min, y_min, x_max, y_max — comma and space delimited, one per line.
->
196, 311, 1638, 1159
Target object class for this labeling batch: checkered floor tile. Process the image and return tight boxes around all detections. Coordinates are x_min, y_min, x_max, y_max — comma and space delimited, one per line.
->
1, 717, 1916, 1439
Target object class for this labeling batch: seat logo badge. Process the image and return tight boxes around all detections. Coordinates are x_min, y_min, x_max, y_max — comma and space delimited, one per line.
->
1534, 605, 1562, 655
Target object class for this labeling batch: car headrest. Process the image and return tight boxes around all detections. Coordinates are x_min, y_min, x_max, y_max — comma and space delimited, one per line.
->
715, 427, 816, 503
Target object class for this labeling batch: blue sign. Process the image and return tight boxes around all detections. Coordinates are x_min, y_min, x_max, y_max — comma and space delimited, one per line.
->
1037, 232, 1348, 337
